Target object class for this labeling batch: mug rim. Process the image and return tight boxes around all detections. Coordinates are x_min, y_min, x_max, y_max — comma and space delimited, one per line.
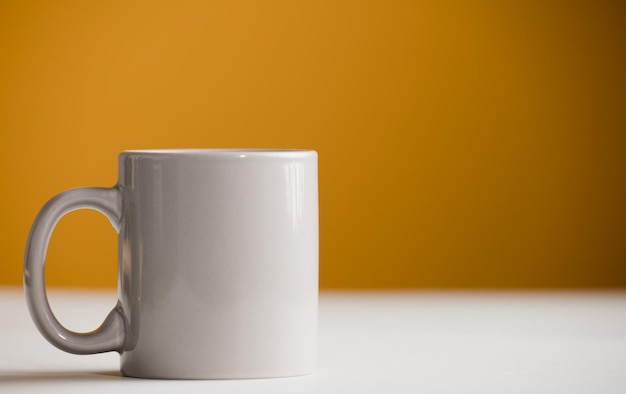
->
120, 149, 316, 158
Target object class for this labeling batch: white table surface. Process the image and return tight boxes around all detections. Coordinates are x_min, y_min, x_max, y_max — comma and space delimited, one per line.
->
1, 287, 625, 393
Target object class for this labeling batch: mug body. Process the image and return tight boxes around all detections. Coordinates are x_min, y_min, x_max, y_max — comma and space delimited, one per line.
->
116, 150, 318, 379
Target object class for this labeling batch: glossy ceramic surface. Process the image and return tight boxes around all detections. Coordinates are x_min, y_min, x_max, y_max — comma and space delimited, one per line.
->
24, 149, 319, 379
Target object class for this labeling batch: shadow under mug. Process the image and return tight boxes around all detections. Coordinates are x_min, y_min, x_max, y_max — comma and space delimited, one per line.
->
24, 149, 319, 379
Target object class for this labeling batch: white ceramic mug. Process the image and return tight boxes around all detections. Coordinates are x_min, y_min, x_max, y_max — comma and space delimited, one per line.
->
24, 149, 319, 379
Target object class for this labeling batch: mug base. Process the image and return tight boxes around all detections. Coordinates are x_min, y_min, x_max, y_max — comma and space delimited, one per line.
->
120, 368, 315, 380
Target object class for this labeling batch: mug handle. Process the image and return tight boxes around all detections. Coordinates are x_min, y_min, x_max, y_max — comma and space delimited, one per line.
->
24, 187, 126, 354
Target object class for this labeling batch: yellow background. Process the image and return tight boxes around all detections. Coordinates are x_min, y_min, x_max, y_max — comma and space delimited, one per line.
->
1, 0, 625, 289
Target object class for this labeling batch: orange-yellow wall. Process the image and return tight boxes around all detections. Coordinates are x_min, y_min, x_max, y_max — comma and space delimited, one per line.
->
1, 0, 625, 289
